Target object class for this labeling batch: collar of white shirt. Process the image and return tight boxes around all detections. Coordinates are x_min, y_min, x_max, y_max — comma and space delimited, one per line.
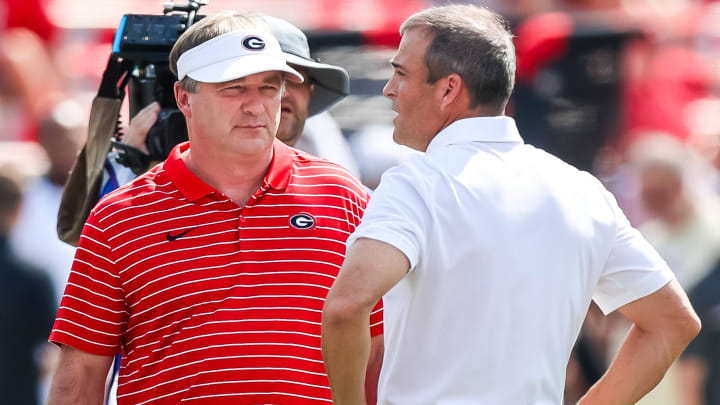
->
426, 116, 524, 154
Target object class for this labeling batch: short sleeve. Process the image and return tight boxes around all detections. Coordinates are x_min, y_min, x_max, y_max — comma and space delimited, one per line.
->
593, 189, 674, 314
49, 210, 128, 356
347, 163, 430, 271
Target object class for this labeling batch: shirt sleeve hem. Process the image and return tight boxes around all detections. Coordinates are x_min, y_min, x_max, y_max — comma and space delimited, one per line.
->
49, 331, 120, 357
594, 272, 674, 315
347, 226, 420, 270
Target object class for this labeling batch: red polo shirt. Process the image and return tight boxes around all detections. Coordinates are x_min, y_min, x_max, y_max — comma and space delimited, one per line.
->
50, 140, 381, 404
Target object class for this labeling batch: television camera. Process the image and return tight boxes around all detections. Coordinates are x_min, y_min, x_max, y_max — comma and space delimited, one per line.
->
103, 1, 208, 173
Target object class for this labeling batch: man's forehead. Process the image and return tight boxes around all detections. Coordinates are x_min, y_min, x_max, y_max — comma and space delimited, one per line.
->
391, 29, 431, 68
220, 71, 285, 85
404, 28, 432, 48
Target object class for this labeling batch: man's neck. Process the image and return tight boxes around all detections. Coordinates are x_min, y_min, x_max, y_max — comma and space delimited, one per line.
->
426, 105, 504, 151
443, 104, 503, 128
182, 145, 273, 206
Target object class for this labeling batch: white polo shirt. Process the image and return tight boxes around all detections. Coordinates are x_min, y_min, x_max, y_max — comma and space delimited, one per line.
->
347, 116, 674, 404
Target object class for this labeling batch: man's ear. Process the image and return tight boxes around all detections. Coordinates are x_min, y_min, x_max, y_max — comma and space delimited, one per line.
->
174, 81, 191, 119
439, 73, 463, 110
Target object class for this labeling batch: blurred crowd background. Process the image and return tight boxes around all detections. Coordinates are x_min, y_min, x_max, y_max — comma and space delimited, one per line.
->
1, 0, 719, 404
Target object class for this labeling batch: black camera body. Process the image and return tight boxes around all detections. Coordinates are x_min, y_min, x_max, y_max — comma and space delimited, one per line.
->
108, 1, 207, 173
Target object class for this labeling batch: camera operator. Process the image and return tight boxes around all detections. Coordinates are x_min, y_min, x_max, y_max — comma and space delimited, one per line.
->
47, 11, 382, 405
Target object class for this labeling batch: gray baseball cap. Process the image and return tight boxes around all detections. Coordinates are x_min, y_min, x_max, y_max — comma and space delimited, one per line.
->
261, 16, 350, 116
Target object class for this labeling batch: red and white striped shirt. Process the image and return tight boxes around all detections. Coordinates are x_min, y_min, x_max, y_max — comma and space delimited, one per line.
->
50, 140, 382, 404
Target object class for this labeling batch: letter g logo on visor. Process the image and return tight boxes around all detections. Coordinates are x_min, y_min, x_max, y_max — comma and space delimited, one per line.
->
242, 36, 265, 50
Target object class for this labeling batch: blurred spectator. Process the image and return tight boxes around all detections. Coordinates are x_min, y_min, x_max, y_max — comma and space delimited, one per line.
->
0, 27, 64, 141
0, 168, 56, 405
10, 100, 85, 303
629, 134, 720, 291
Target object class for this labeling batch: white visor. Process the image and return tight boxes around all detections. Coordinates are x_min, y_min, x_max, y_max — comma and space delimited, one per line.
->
176, 30, 304, 84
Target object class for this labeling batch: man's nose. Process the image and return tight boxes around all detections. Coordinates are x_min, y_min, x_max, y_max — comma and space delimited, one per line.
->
281, 90, 292, 105
242, 94, 265, 115
382, 78, 395, 99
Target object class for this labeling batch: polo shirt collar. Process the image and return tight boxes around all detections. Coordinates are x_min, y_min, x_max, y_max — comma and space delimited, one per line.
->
164, 142, 214, 201
426, 116, 523, 154
264, 138, 293, 191
164, 139, 294, 202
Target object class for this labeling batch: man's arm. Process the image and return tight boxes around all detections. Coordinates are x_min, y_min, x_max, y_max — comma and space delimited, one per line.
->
323, 238, 408, 405
578, 279, 701, 405
47, 344, 114, 405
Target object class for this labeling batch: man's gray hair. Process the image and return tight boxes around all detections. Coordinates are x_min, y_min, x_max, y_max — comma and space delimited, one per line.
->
400, 5, 516, 110
169, 10, 266, 93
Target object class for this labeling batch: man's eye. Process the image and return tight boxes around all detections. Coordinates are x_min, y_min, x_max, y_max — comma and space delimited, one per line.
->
221, 86, 243, 93
395, 70, 406, 77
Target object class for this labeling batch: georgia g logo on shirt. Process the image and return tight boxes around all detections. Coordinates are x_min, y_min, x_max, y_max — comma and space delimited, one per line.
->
289, 213, 315, 230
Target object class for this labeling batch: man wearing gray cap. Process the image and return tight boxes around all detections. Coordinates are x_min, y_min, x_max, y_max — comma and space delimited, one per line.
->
262, 15, 349, 147
47, 11, 382, 405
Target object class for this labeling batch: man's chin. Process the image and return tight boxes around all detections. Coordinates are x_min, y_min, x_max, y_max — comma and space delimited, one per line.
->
277, 122, 302, 146
276, 129, 293, 144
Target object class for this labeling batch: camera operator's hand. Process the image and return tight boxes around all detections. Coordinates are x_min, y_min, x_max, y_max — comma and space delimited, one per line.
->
123, 101, 160, 154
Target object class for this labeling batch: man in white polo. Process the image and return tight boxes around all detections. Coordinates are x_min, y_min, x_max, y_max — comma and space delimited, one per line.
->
322, 4, 700, 405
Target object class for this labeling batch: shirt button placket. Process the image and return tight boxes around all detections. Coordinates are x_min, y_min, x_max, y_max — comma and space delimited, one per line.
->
237, 209, 246, 248
239, 213, 246, 226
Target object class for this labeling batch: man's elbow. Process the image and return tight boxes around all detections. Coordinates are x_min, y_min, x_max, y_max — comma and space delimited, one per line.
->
662, 306, 702, 353
322, 290, 372, 327
679, 309, 702, 344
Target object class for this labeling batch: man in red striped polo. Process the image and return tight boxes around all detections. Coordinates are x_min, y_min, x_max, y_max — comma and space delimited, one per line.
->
46, 11, 382, 405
